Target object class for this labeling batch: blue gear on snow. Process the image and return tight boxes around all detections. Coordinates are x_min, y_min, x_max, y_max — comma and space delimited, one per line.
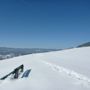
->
22, 69, 31, 78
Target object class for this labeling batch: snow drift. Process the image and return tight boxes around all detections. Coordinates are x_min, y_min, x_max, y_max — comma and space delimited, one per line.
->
0, 47, 90, 90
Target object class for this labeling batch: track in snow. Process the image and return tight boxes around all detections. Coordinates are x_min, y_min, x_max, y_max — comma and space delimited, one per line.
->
42, 61, 90, 87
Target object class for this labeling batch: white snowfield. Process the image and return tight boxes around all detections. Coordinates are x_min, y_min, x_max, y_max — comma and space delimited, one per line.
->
0, 47, 90, 90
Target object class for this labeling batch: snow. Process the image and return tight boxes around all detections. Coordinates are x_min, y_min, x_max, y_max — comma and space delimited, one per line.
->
0, 47, 90, 90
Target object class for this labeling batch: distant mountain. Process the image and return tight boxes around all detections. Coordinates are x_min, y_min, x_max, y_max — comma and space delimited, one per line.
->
77, 42, 90, 48
0, 47, 59, 60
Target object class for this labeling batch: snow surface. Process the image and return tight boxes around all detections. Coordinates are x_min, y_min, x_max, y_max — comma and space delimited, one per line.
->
0, 47, 90, 90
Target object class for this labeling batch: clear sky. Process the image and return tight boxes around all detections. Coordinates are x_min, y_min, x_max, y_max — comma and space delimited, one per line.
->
0, 0, 90, 49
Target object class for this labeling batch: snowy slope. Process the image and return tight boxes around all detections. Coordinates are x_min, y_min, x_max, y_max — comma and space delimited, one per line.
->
0, 47, 90, 90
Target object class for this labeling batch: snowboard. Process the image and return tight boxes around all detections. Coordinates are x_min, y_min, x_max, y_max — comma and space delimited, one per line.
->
21, 69, 31, 78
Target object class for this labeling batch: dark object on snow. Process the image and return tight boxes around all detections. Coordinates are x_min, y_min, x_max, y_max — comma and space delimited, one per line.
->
22, 69, 31, 78
0, 64, 24, 80
0, 71, 13, 80
13, 64, 24, 79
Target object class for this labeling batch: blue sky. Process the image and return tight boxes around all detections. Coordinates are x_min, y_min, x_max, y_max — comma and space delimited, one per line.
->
0, 0, 90, 48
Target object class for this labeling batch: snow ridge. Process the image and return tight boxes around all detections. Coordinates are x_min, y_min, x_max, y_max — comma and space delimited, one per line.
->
42, 61, 90, 86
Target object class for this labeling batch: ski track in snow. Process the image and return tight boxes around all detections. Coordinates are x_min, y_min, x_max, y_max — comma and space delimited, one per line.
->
42, 61, 90, 87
